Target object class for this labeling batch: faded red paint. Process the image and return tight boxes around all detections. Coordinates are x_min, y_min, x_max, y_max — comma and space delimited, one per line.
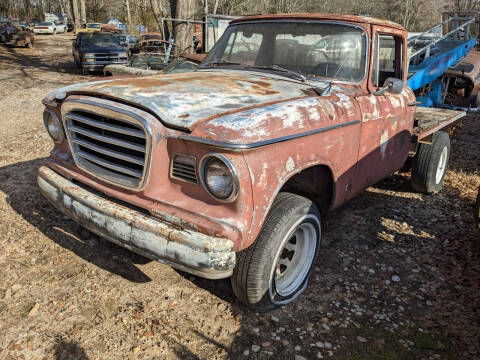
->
232, 13, 405, 31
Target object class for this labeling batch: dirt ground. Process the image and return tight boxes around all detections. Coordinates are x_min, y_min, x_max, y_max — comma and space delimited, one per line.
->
0, 33, 479, 360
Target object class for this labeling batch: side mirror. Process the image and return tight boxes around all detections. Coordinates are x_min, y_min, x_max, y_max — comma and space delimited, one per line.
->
373, 77, 404, 96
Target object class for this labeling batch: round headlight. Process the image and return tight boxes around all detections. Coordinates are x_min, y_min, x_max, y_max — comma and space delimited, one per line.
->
200, 154, 239, 202
43, 109, 64, 143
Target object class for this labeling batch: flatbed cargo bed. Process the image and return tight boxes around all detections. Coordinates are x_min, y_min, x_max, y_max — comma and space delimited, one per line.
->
413, 107, 465, 141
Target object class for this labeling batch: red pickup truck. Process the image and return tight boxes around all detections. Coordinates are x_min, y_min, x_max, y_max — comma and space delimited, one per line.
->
38, 13, 465, 311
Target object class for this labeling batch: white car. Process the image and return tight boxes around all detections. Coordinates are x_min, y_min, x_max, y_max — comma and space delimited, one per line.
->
53, 21, 67, 33
33, 21, 66, 34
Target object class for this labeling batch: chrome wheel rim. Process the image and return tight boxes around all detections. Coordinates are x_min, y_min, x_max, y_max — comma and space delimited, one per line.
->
274, 221, 317, 297
435, 146, 448, 184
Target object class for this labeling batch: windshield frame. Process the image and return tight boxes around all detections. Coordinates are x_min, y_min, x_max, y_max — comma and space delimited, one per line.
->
200, 19, 370, 85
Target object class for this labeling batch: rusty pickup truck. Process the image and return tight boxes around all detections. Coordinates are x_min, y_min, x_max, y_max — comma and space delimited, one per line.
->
38, 13, 466, 311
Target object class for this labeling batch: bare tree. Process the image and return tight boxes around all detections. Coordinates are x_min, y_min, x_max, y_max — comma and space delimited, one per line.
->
70, 0, 80, 30
125, 0, 131, 28
80, 0, 86, 23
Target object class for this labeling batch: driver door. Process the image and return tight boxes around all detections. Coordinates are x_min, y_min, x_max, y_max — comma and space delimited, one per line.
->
354, 26, 414, 188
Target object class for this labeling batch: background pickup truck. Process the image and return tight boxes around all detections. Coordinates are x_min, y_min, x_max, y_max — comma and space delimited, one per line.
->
39, 13, 467, 311
72, 32, 129, 75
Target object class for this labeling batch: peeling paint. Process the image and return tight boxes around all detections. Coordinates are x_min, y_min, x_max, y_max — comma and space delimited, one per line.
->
285, 157, 295, 172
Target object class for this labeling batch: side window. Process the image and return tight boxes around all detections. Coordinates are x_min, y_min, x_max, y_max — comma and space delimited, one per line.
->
372, 34, 403, 87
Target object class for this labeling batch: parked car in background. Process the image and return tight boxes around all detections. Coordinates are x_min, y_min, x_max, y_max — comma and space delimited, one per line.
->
53, 20, 67, 33
6, 28, 34, 48
0, 24, 17, 42
33, 21, 60, 34
74, 22, 101, 35
73, 32, 129, 74
127, 35, 139, 54
12, 21, 27, 30
104, 53, 205, 76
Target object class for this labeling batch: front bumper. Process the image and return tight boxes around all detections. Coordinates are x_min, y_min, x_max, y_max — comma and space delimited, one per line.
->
37, 166, 236, 279
82, 61, 128, 71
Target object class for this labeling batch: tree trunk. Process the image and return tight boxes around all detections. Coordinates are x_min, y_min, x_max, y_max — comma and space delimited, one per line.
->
126, 0, 132, 29
64, 0, 73, 24
171, 0, 196, 55
80, 0, 86, 24
70, 0, 80, 31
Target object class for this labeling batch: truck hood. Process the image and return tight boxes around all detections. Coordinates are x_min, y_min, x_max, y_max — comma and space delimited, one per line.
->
55, 70, 319, 131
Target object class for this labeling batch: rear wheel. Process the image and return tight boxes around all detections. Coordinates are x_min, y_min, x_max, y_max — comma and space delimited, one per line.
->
411, 131, 451, 194
52, 29, 56, 35
231, 193, 321, 312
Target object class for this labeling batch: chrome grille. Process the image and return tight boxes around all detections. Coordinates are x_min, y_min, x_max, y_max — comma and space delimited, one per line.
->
84, 53, 128, 64
63, 105, 150, 190
171, 154, 198, 184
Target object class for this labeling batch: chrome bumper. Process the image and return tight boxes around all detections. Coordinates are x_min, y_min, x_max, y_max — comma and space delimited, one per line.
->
37, 166, 236, 279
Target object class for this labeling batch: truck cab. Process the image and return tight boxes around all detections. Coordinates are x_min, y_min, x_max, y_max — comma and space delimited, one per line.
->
72, 32, 129, 75
39, 14, 461, 311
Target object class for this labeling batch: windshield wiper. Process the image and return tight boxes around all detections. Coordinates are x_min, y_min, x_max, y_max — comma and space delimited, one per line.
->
247, 64, 308, 83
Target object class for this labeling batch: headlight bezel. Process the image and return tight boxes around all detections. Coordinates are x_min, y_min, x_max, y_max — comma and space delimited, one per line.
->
43, 108, 64, 143
199, 153, 239, 203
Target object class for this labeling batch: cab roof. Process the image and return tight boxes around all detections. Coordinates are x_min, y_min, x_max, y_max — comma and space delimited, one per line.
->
231, 13, 405, 31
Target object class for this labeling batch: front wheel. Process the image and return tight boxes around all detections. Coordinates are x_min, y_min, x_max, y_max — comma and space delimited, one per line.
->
411, 131, 451, 194
231, 193, 321, 312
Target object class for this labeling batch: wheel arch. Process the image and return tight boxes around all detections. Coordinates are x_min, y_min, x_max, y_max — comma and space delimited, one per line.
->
243, 161, 336, 250
278, 163, 335, 214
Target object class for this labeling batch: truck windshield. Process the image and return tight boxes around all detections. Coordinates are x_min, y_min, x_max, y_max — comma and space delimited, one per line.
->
80, 34, 125, 47
201, 22, 367, 83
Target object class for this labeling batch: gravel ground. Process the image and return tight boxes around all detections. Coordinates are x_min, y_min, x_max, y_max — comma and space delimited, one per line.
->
0, 34, 479, 360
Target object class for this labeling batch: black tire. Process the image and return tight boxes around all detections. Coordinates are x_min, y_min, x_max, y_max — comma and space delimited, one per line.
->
411, 131, 451, 194
53, 29, 56, 35
26, 42, 33, 48
231, 192, 321, 312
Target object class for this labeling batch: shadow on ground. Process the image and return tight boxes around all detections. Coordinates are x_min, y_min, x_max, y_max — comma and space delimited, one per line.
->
1, 156, 477, 358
